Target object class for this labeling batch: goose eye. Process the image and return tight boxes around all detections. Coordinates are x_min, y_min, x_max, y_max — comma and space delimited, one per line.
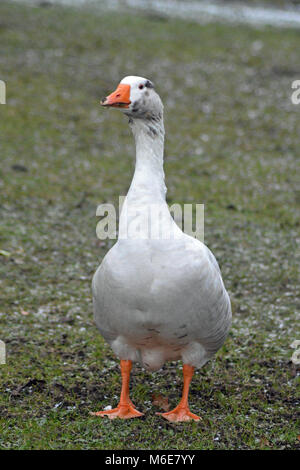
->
139, 84, 144, 90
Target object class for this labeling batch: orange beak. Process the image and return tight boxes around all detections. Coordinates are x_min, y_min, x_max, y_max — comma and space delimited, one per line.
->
101, 83, 131, 108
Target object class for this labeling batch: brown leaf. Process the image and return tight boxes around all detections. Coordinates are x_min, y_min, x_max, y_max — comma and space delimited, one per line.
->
151, 393, 170, 412
20, 309, 29, 316
260, 437, 271, 448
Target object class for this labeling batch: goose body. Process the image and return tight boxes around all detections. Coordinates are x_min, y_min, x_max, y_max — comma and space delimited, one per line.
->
92, 76, 231, 421
93, 229, 231, 372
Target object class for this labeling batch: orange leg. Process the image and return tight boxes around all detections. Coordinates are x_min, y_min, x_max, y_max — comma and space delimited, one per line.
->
157, 364, 201, 422
91, 359, 144, 419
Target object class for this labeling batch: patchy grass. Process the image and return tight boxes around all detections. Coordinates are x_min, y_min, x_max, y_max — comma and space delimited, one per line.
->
0, 0, 299, 450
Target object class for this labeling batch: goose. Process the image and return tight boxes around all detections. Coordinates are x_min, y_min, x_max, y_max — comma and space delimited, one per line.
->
91, 76, 231, 422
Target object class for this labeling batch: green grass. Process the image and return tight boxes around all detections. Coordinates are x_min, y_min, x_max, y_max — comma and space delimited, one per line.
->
0, 0, 299, 450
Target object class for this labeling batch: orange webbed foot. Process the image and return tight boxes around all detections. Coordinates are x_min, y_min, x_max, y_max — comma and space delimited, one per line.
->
157, 405, 201, 423
90, 359, 143, 419
91, 403, 144, 420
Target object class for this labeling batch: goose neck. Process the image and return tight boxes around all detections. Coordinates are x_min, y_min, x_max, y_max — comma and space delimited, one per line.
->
128, 117, 166, 202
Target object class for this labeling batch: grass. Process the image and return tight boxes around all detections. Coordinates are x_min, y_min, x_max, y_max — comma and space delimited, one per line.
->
0, 0, 299, 450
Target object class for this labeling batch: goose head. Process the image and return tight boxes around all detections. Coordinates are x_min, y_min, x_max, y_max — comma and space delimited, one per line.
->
101, 76, 163, 121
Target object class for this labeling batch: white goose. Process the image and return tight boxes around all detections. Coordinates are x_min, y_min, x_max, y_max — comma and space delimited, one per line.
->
92, 76, 231, 422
